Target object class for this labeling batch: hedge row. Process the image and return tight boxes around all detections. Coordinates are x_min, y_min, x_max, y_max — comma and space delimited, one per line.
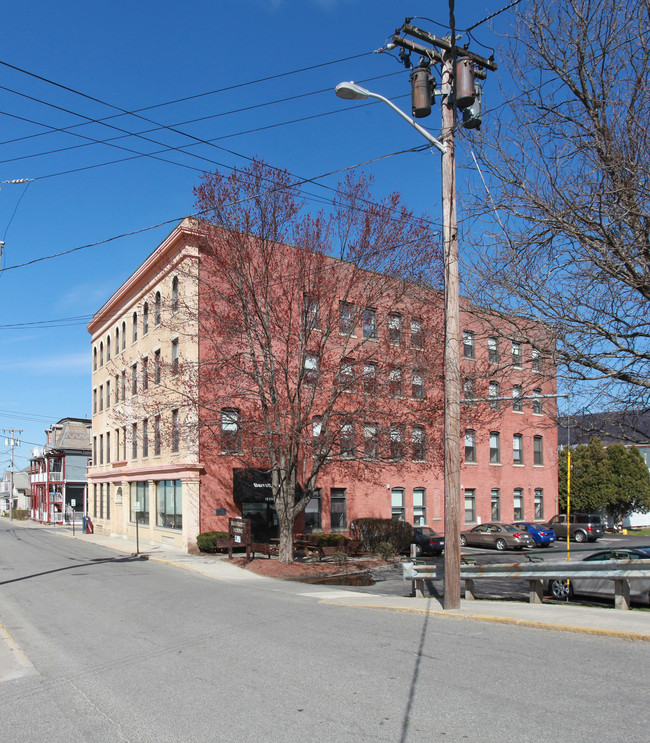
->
350, 518, 412, 554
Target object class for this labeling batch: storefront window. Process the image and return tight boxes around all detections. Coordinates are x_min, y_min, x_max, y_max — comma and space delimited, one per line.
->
157, 480, 182, 529
130, 481, 149, 524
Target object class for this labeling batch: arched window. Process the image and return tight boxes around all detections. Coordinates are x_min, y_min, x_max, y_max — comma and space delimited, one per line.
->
93, 347, 98, 371
171, 277, 179, 314
142, 302, 149, 335
121, 321, 126, 350
106, 336, 111, 361
115, 327, 120, 353
99, 342, 104, 367
155, 291, 161, 325
132, 311, 138, 343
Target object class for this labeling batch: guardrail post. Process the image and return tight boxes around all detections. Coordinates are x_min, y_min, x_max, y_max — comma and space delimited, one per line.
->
529, 579, 543, 604
614, 579, 631, 610
412, 578, 425, 598
464, 578, 476, 600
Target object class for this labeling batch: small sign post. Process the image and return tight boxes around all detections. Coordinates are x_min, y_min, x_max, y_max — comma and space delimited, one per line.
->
71, 499, 76, 536
134, 501, 142, 555
228, 517, 252, 559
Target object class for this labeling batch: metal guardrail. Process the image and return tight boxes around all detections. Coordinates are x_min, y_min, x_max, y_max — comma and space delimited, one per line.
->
402, 559, 650, 610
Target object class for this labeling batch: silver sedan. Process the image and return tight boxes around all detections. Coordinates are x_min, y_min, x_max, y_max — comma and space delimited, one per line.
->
460, 522, 535, 551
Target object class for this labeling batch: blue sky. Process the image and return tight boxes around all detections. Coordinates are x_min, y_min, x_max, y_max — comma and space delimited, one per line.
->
0, 0, 514, 469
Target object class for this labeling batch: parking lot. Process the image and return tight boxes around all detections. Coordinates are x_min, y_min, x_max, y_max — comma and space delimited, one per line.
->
335, 532, 650, 604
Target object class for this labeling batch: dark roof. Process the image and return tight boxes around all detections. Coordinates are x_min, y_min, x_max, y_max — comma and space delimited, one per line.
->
558, 410, 650, 447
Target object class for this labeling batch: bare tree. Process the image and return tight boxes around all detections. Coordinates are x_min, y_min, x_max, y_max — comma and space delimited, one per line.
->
190, 160, 444, 563
462, 0, 650, 414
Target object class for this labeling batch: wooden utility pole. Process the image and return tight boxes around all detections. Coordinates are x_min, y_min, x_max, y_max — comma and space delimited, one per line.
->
3, 428, 23, 520
390, 23, 497, 610
440, 51, 461, 609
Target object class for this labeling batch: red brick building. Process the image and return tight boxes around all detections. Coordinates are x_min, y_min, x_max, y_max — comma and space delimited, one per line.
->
88, 220, 558, 551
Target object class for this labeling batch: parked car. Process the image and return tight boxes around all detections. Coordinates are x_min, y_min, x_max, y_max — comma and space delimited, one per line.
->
546, 513, 604, 542
409, 526, 445, 556
511, 521, 556, 547
460, 522, 535, 551
548, 548, 650, 604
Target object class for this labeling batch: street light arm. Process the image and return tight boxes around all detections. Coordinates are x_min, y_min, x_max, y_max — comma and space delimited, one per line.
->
335, 82, 447, 154
365, 90, 447, 154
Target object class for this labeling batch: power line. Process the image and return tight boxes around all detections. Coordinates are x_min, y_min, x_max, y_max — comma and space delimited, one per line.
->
1, 142, 434, 273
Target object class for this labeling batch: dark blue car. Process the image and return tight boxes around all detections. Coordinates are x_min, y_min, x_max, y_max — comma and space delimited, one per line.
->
512, 521, 556, 547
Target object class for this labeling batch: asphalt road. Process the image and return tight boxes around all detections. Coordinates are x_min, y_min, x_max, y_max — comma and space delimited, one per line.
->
1, 521, 649, 742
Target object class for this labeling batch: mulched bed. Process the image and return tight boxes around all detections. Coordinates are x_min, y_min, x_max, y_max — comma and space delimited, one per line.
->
231, 555, 394, 581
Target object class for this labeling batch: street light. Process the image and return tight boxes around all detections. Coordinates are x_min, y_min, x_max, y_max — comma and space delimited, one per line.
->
336, 75, 462, 610
335, 82, 447, 154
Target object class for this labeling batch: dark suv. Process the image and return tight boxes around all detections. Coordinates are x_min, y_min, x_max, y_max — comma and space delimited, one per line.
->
546, 513, 604, 543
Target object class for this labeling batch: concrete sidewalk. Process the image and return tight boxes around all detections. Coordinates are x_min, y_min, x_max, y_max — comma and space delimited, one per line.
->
11, 520, 650, 641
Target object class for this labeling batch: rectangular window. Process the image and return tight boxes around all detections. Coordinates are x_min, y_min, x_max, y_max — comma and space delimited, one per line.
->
489, 381, 500, 410
131, 363, 138, 396
93, 483, 97, 519
99, 483, 104, 520
115, 428, 120, 462
171, 409, 180, 453
106, 432, 110, 464
154, 416, 161, 456
99, 385, 104, 412
154, 349, 161, 384
390, 424, 405, 461
463, 378, 476, 406
491, 489, 500, 521
464, 489, 476, 523
106, 381, 111, 409
410, 317, 423, 349
330, 488, 347, 530
93, 389, 97, 415
142, 418, 149, 458
389, 366, 402, 398
512, 385, 523, 412
514, 489, 524, 520
303, 294, 320, 331
463, 330, 475, 359
338, 358, 354, 390
391, 488, 405, 521
388, 313, 402, 345
130, 481, 149, 524
364, 423, 379, 460
121, 370, 126, 400
142, 357, 149, 391
157, 479, 182, 529
464, 429, 476, 463
534, 489, 544, 520
363, 362, 377, 394
122, 426, 127, 460
363, 307, 377, 339
533, 435, 544, 465
106, 482, 111, 521
490, 431, 501, 464
304, 488, 321, 533
412, 370, 425, 400
340, 422, 355, 458
339, 301, 354, 335
513, 434, 524, 465
412, 425, 426, 461
532, 388, 542, 415
413, 488, 426, 525
115, 375, 119, 404
131, 423, 137, 460
512, 341, 522, 368
221, 409, 240, 454
304, 352, 320, 386
488, 336, 499, 363
531, 348, 541, 373
99, 434, 104, 465
171, 339, 179, 376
